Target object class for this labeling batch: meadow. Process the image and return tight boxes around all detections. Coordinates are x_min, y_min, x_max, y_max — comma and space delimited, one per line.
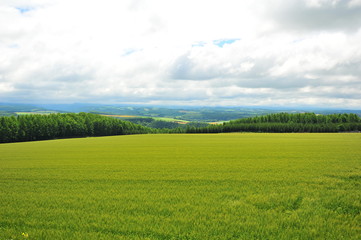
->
0, 133, 360, 239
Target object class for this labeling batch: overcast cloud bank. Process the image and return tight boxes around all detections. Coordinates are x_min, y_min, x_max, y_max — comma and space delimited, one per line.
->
1, 0, 361, 108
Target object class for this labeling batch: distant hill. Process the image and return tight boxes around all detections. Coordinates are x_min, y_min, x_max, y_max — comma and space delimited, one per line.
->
2, 103, 361, 122
0, 103, 62, 117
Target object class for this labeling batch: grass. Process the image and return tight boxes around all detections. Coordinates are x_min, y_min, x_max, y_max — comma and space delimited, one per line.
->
0, 133, 360, 239
101, 114, 140, 118
151, 117, 189, 123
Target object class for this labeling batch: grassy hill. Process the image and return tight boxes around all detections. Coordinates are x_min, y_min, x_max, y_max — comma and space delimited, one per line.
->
1, 133, 360, 239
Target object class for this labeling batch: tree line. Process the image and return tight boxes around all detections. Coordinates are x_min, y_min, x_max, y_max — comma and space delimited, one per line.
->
120, 117, 209, 129
0, 113, 153, 143
1, 112, 361, 143
181, 113, 361, 133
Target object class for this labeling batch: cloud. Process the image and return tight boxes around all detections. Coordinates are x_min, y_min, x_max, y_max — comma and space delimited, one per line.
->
268, 0, 361, 32
0, 0, 361, 108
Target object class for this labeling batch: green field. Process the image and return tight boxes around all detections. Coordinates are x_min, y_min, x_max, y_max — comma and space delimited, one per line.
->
0, 133, 360, 239
151, 117, 189, 123
15, 111, 58, 115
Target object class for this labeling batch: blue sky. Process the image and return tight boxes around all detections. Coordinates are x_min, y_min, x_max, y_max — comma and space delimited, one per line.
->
1, 0, 361, 108
16, 7, 33, 14
213, 39, 240, 47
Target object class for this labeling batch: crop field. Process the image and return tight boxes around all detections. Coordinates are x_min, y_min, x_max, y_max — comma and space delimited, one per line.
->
0, 133, 360, 239
15, 111, 57, 115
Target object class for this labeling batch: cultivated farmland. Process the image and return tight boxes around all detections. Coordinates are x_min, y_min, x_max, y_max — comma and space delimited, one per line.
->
0, 133, 360, 239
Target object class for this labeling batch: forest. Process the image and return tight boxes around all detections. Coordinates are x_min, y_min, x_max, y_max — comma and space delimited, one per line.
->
1, 112, 361, 143
121, 117, 209, 129
185, 112, 361, 133
0, 113, 152, 143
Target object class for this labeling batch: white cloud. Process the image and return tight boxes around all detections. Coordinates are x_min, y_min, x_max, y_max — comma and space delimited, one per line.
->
305, 0, 342, 8
348, 0, 361, 7
0, 0, 361, 108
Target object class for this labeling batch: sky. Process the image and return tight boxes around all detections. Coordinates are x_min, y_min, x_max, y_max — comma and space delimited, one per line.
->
1, 0, 361, 108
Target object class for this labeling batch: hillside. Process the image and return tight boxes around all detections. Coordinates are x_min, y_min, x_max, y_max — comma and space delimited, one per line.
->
1, 133, 360, 239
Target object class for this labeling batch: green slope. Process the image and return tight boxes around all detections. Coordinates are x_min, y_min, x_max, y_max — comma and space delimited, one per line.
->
0, 133, 360, 239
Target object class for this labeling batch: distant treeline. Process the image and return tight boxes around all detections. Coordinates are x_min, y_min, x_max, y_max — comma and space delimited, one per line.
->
121, 117, 209, 129
1, 112, 361, 143
0, 113, 152, 143
183, 113, 361, 133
